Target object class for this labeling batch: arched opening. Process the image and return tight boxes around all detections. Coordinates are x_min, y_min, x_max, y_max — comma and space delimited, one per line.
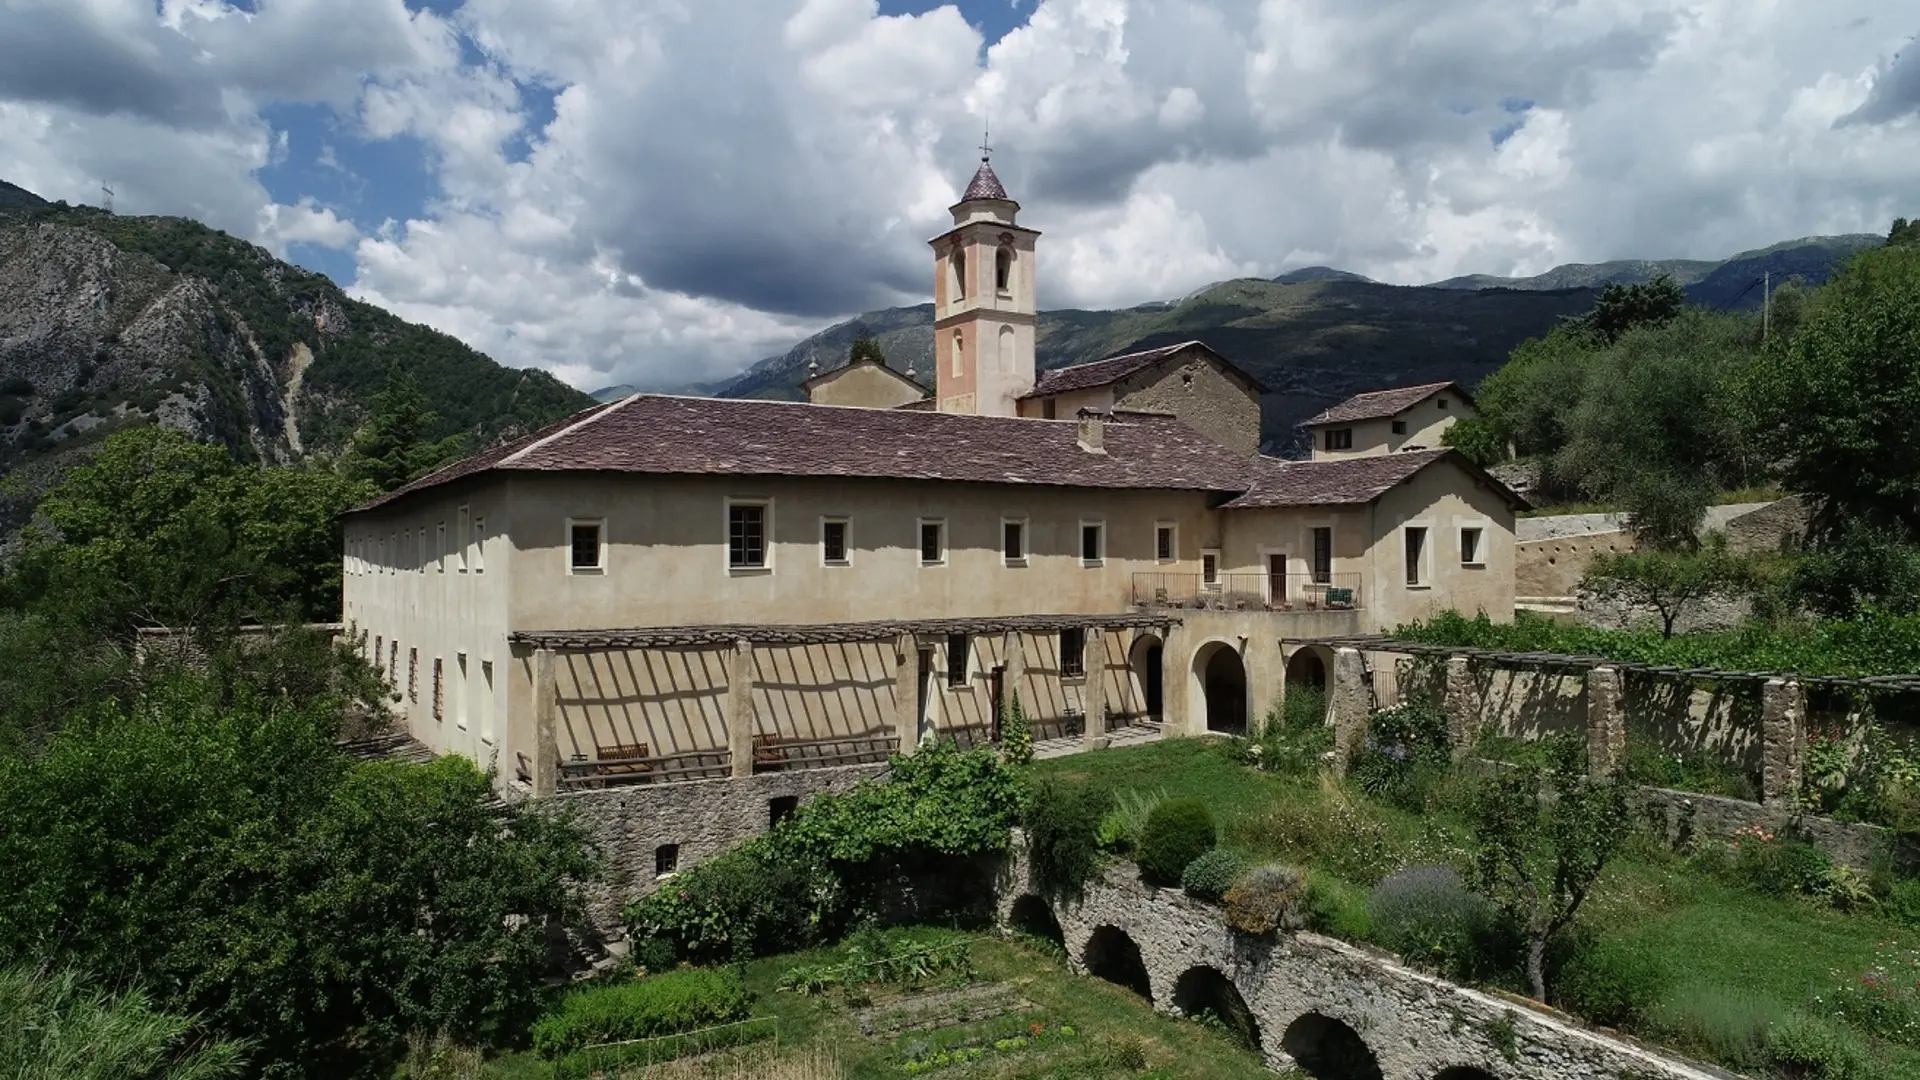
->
1286, 647, 1328, 691
995, 245, 1014, 292
1172, 966, 1261, 1053
1008, 895, 1065, 952
1194, 643, 1248, 735
1433, 1068, 1500, 1080
1083, 925, 1153, 1002
998, 325, 1016, 374
1129, 634, 1165, 721
1283, 647, 1330, 729
950, 330, 964, 378
952, 248, 968, 300
1280, 1012, 1384, 1080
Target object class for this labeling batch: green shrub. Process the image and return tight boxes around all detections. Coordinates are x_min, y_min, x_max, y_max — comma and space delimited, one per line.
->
1180, 848, 1245, 901
1649, 985, 1785, 1070
1247, 689, 1333, 775
1301, 874, 1371, 939
1350, 700, 1452, 811
530, 969, 749, 1058
1136, 797, 1216, 886
1555, 937, 1670, 1029
1365, 865, 1491, 980
1725, 830, 1834, 898
1025, 778, 1108, 898
1000, 693, 1034, 766
1765, 1014, 1872, 1080
1222, 864, 1307, 936
1096, 788, 1167, 854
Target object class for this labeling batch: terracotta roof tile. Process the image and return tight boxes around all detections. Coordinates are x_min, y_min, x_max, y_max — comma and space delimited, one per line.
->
961, 161, 1010, 201
1302, 381, 1465, 426
1023, 341, 1202, 398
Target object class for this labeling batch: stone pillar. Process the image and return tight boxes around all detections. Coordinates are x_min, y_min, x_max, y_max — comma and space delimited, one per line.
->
532, 647, 559, 798
891, 633, 922, 753
726, 638, 756, 778
1442, 655, 1476, 758
1330, 647, 1369, 768
1585, 665, 1625, 778
1002, 630, 1026, 731
1161, 622, 1191, 737
1762, 677, 1806, 807
1083, 626, 1109, 750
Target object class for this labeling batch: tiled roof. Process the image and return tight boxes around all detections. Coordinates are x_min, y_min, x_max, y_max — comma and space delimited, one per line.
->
1302, 381, 1463, 426
1222, 449, 1528, 510
961, 160, 1010, 202
348, 394, 1254, 513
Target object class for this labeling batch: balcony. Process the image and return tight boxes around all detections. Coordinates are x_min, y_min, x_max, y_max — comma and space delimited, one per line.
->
1132, 572, 1362, 612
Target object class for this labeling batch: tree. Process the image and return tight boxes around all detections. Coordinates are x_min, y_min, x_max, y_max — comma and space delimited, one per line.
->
340, 368, 466, 493
848, 334, 888, 367
1889, 217, 1920, 248
1563, 273, 1687, 346
1469, 736, 1632, 1003
0, 966, 246, 1080
1581, 534, 1760, 637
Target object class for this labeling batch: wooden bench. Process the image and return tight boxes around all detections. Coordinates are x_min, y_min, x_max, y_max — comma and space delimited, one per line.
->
594, 741, 653, 780
752, 733, 789, 771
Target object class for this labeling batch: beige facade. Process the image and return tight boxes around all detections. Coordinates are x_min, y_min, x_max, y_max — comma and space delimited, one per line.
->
930, 178, 1039, 418
801, 358, 927, 410
1311, 386, 1474, 460
1017, 345, 1264, 456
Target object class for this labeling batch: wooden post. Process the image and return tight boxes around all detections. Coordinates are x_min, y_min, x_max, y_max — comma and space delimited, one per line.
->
1330, 647, 1368, 769
532, 647, 559, 798
1443, 654, 1476, 758
891, 633, 921, 753
1082, 626, 1108, 751
1762, 677, 1806, 807
1586, 665, 1625, 778
726, 638, 756, 778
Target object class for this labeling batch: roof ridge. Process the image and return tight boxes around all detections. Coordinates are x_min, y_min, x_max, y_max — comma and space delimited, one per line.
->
503, 393, 639, 465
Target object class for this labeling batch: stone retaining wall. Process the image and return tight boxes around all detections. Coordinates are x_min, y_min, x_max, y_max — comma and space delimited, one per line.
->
1637, 786, 1918, 875
998, 852, 1732, 1080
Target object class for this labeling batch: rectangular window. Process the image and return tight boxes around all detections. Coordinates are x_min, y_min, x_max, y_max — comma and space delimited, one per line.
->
436, 523, 447, 573
1391, 420, 1407, 435
408, 648, 418, 703
946, 633, 968, 687
1002, 518, 1026, 564
920, 519, 945, 566
654, 844, 679, 877
569, 520, 603, 572
432, 658, 444, 722
769, 796, 799, 827
1461, 526, 1484, 566
389, 640, 398, 678
472, 517, 485, 573
456, 506, 470, 571
1201, 549, 1220, 588
1312, 527, 1333, 584
374, 635, 383, 669
728, 502, 768, 569
1080, 521, 1104, 565
1155, 523, 1176, 562
821, 518, 849, 565
1042, 398, 1057, 420
1438, 397, 1449, 410
1405, 526, 1429, 586
1325, 428, 1353, 451
480, 660, 495, 744
1060, 628, 1086, 678
456, 652, 469, 729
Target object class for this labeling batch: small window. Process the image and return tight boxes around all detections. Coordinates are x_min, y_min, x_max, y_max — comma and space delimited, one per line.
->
389, 640, 398, 679
1325, 428, 1354, 451
570, 521, 603, 571
432, 658, 444, 722
995, 245, 1013, 292
1155, 523, 1176, 562
728, 502, 768, 569
456, 652, 469, 729
472, 517, 485, 573
1002, 519, 1026, 564
822, 518, 849, 565
374, 635, 383, 669
1461, 526, 1484, 566
1201, 550, 1220, 587
950, 330, 963, 377
408, 648, 418, 703
1080, 521, 1104, 566
1391, 420, 1407, 435
769, 796, 799, 827
1312, 528, 1333, 585
952, 249, 967, 301
946, 633, 968, 687
1438, 397, 1449, 410
436, 523, 446, 573
654, 844, 679, 877
1042, 398, 1057, 420
1060, 628, 1086, 678
1405, 526, 1429, 586
480, 660, 495, 744
920, 520, 946, 565
456, 506, 470, 571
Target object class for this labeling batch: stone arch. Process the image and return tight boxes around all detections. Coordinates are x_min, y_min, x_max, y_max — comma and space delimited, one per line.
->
1280, 1012, 1384, 1080
1083, 925, 1153, 1001
1191, 641, 1248, 734
1128, 632, 1165, 722
1171, 965, 1261, 1053
1433, 1068, 1500, 1080
1008, 894, 1064, 951
1286, 645, 1331, 692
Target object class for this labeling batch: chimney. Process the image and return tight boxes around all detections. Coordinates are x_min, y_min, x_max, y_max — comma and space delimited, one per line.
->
1076, 409, 1107, 454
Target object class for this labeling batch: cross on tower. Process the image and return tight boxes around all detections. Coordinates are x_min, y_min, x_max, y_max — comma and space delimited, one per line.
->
979, 126, 991, 163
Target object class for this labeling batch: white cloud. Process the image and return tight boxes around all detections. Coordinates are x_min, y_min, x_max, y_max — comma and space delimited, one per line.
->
3, 0, 1920, 395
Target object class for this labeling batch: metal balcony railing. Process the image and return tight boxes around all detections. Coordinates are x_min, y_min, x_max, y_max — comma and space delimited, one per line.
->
1131, 572, 1362, 612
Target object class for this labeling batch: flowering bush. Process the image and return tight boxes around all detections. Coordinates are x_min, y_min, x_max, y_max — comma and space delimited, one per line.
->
1349, 700, 1452, 811
1365, 865, 1493, 980
1809, 944, 1920, 1046
1222, 864, 1307, 936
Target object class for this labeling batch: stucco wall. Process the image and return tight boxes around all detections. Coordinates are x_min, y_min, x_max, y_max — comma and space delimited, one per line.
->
804, 362, 927, 410
1516, 530, 1631, 597
1115, 354, 1262, 457
1367, 459, 1518, 628
1311, 388, 1474, 461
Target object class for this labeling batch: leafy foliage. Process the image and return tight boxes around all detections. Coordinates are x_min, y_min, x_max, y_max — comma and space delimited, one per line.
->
999, 691, 1033, 767
1581, 534, 1762, 636
1135, 797, 1217, 886
1180, 848, 1246, 902
1365, 865, 1493, 980
1554, 937, 1671, 1028
0, 650, 596, 1079
529, 970, 749, 1058
1024, 776, 1108, 899
848, 334, 889, 367
1221, 864, 1308, 937
1468, 735, 1632, 1001
0, 966, 247, 1080
1349, 699, 1452, 811
1562, 273, 1687, 346
338, 368, 468, 493
1094, 786, 1167, 854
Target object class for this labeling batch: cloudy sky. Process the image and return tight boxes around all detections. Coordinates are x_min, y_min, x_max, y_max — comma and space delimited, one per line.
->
2, 1, 1917, 392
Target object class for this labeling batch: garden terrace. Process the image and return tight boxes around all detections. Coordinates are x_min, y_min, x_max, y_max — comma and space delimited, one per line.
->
1132, 572, 1364, 613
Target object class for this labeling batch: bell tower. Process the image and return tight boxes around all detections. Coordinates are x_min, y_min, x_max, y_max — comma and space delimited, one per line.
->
929, 137, 1040, 416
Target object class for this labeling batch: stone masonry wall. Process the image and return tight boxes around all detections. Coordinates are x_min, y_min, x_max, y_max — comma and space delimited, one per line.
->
552, 764, 886, 934
998, 849, 1729, 1080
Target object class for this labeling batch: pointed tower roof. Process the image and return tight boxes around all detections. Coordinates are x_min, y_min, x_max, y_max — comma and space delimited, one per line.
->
961, 160, 1009, 202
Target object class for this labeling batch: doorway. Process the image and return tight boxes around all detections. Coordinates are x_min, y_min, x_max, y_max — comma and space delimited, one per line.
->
1267, 553, 1288, 608
1195, 643, 1248, 735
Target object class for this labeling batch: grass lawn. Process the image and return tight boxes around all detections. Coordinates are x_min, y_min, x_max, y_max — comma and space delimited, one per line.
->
1037, 737, 1920, 1078
477, 930, 1286, 1080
